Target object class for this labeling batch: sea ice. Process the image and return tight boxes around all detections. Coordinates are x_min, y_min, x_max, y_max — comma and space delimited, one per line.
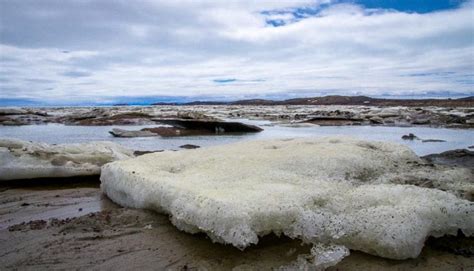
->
0, 138, 134, 180
100, 137, 473, 261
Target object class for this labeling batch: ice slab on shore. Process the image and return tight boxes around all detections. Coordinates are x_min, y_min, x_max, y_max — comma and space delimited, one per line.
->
0, 138, 134, 180
100, 137, 474, 260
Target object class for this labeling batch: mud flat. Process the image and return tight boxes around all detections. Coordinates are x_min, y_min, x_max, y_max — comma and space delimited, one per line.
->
1, 104, 473, 128
0, 177, 473, 270
1, 138, 473, 270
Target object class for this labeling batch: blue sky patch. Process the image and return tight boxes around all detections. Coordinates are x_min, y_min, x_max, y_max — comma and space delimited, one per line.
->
263, 0, 467, 27
352, 0, 465, 13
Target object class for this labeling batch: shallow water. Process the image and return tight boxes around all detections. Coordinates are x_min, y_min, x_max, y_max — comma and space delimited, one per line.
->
0, 121, 473, 155
0, 185, 118, 230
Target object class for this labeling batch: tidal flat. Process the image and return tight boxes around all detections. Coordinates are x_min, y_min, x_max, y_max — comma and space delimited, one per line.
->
0, 105, 473, 270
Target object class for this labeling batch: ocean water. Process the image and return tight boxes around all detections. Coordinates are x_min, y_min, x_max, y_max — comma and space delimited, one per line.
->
0, 121, 473, 156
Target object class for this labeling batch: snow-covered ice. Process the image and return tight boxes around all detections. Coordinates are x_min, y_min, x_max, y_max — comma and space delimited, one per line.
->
0, 138, 134, 180
100, 137, 474, 262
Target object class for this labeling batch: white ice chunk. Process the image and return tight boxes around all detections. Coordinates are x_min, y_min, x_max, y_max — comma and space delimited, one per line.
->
0, 138, 134, 180
100, 137, 474, 260
279, 244, 350, 271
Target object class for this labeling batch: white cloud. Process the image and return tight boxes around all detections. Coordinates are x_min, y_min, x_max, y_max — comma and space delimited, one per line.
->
0, 0, 472, 103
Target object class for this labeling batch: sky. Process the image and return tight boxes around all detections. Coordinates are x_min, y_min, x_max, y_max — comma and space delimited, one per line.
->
0, 0, 473, 105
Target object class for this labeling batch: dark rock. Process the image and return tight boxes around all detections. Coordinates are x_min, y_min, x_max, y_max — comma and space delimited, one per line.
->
368, 116, 384, 124
73, 112, 155, 126
422, 139, 447, 143
422, 149, 474, 169
402, 133, 419, 140
0, 108, 29, 115
133, 150, 164, 156
426, 230, 474, 257
152, 119, 263, 134
412, 119, 430, 125
8, 220, 47, 231
179, 144, 200, 149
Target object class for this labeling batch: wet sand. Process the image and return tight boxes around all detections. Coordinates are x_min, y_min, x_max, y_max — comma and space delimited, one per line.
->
1, 177, 473, 270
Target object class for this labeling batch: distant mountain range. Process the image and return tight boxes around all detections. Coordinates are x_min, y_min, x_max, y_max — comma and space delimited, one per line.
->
151, 95, 474, 107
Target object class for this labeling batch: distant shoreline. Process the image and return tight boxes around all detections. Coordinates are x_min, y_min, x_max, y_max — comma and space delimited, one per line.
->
1, 95, 473, 108
150, 95, 474, 107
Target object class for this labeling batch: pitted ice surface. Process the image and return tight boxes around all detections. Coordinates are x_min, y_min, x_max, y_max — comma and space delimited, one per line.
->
100, 137, 474, 260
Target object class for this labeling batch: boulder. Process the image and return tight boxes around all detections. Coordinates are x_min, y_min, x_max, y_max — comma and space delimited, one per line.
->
101, 137, 474, 261
133, 150, 164, 156
402, 133, 419, 140
179, 144, 200, 149
423, 149, 474, 169
0, 139, 134, 180
153, 119, 263, 133
422, 139, 447, 143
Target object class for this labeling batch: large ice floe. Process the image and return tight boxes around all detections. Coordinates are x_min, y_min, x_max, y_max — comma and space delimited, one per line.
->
100, 137, 473, 264
0, 138, 134, 180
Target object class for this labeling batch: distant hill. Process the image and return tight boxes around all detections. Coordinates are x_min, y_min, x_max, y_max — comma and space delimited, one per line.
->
152, 95, 474, 107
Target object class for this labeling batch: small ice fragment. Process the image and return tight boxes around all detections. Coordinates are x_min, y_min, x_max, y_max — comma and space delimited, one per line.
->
144, 224, 152, 230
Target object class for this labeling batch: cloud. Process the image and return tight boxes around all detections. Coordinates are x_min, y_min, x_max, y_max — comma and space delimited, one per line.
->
0, 0, 473, 104
214, 79, 237, 83
61, 71, 92, 78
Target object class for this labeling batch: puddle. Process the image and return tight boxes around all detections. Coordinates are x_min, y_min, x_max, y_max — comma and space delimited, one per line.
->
0, 178, 119, 230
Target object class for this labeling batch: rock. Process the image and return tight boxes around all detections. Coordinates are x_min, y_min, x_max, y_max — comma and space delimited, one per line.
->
133, 150, 164, 156
152, 119, 263, 134
402, 133, 419, 140
422, 149, 474, 169
71, 112, 156, 126
412, 119, 431, 125
422, 139, 447, 143
0, 108, 29, 115
109, 128, 157, 138
176, 111, 219, 121
141, 127, 214, 137
101, 137, 474, 260
110, 119, 262, 138
2, 105, 474, 128
179, 144, 200, 149
0, 110, 51, 125
279, 122, 316, 128
376, 108, 400, 118
469, 145, 474, 149
368, 116, 384, 124
0, 139, 134, 180
304, 117, 363, 126
425, 230, 474, 257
